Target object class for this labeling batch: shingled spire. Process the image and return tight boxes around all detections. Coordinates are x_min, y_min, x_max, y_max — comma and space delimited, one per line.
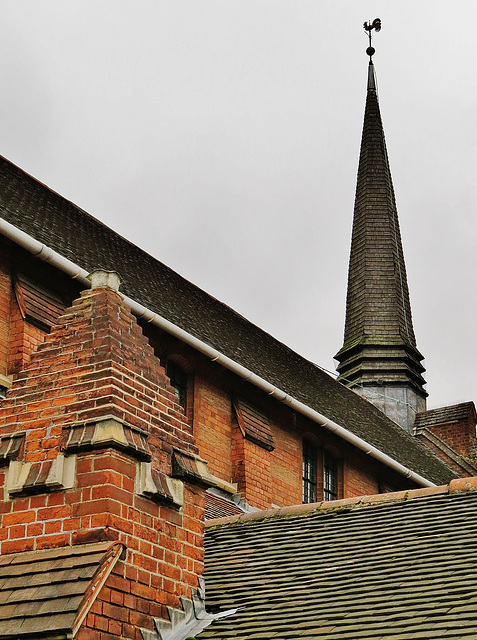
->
335, 41, 427, 433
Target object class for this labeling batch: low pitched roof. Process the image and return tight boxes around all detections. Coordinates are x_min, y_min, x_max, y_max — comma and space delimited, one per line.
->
0, 156, 456, 485
200, 479, 477, 639
0, 541, 124, 639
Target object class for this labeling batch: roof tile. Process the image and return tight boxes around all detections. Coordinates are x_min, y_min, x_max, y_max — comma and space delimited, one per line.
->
200, 484, 477, 639
0, 541, 123, 638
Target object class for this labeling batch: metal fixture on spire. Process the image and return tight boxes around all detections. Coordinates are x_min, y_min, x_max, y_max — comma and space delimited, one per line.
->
363, 18, 381, 58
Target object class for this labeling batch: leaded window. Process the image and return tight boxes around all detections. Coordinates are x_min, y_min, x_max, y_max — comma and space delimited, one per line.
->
324, 452, 338, 501
303, 441, 317, 503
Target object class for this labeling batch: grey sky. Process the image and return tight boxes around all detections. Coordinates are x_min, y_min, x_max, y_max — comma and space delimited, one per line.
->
1, 2, 476, 409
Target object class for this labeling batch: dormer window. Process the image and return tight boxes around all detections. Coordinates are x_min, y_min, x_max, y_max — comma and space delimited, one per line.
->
166, 360, 187, 409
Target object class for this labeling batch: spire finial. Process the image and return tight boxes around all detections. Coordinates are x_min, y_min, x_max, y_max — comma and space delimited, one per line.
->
363, 18, 381, 58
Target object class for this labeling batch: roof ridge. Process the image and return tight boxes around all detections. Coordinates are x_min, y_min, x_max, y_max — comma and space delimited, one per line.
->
416, 400, 476, 417
205, 477, 477, 527
0, 540, 121, 564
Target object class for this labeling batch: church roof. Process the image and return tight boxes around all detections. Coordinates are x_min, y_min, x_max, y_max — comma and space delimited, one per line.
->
335, 61, 426, 393
200, 479, 477, 639
0, 156, 454, 485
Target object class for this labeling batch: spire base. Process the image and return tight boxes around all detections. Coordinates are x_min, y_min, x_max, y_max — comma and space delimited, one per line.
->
356, 385, 426, 433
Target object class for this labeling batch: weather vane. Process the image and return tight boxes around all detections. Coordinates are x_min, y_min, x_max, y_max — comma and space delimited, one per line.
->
363, 18, 381, 58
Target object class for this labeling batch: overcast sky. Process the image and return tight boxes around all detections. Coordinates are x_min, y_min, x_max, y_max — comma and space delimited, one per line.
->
1, 2, 476, 410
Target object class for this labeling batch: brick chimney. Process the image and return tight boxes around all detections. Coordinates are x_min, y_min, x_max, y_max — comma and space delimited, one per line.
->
0, 270, 215, 638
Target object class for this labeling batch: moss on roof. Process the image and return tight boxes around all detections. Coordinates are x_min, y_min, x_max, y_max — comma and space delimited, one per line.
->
200, 487, 477, 639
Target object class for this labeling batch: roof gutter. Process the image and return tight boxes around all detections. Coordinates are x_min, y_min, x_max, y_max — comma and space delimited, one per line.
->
0, 218, 435, 488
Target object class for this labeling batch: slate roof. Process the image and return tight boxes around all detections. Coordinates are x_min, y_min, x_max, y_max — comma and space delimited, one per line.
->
0, 541, 124, 638
200, 479, 477, 639
335, 61, 426, 393
415, 402, 477, 431
0, 155, 456, 485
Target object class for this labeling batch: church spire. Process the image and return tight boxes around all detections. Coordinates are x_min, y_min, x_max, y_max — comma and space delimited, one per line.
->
335, 23, 427, 432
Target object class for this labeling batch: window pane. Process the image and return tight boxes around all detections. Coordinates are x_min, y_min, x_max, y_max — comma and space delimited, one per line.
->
303, 441, 317, 503
324, 452, 338, 501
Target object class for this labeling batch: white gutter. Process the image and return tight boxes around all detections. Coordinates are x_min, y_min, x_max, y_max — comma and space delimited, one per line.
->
0, 217, 436, 488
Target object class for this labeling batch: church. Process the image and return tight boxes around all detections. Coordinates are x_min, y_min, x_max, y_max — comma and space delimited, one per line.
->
0, 28, 475, 639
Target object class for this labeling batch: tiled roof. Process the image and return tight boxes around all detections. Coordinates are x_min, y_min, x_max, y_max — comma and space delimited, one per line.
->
0, 541, 124, 638
0, 156, 456, 485
200, 479, 477, 639
415, 402, 477, 430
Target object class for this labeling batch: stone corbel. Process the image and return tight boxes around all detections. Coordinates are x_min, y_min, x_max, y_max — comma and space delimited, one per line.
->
171, 449, 217, 489
0, 433, 25, 467
6, 454, 76, 497
61, 415, 150, 461
135, 461, 184, 508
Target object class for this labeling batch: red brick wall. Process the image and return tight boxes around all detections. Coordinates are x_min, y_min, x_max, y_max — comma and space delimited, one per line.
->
0, 240, 50, 376
343, 456, 380, 497
270, 418, 302, 506
7, 295, 47, 374
415, 431, 475, 477
0, 245, 426, 523
188, 367, 418, 508
0, 283, 208, 636
232, 421, 272, 510
193, 374, 233, 482
0, 287, 197, 464
0, 451, 205, 639
427, 420, 476, 458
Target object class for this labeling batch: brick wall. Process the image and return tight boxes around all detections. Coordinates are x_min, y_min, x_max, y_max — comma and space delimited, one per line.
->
415, 429, 477, 477
232, 421, 272, 510
269, 417, 302, 506
7, 295, 47, 374
187, 365, 419, 508
0, 276, 210, 637
0, 239, 83, 379
427, 420, 476, 458
193, 374, 233, 482
343, 456, 380, 497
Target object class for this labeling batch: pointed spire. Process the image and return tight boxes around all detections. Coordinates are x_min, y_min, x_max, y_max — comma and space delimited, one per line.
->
367, 59, 376, 91
335, 36, 427, 432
